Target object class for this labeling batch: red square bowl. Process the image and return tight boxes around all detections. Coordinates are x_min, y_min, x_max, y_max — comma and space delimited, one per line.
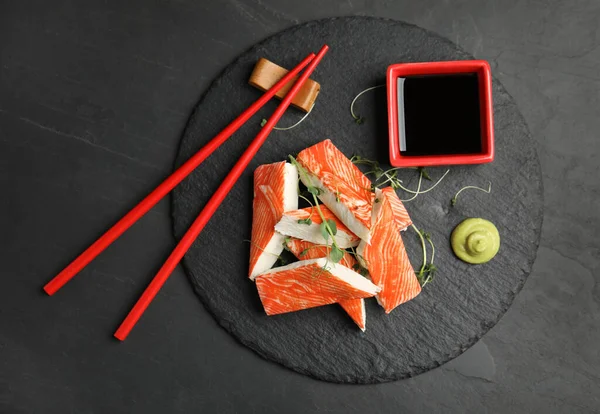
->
387, 60, 494, 167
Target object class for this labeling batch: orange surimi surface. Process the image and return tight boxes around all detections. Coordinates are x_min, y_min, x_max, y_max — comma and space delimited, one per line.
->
285, 238, 366, 331
248, 162, 297, 279
297, 140, 374, 242
249, 146, 420, 326
255, 259, 379, 316
358, 191, 421, 313
337, 298, 366, 331
380, 187, 413, 231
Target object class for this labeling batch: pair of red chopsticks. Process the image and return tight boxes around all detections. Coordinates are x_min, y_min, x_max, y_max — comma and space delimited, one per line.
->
44, 45, 329, 341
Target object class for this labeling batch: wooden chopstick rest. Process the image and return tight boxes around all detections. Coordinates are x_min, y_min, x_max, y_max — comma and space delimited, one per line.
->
249, 57, 320, 112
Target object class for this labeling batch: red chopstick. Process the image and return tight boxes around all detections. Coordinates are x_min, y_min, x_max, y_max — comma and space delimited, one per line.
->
114, 45, 329, 341
43, 52, 316, 296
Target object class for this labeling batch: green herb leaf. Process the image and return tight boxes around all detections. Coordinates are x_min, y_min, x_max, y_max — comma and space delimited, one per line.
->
418, 167, 432, 181
307, 186, 322, 196
352, 263, 370, 277
420, 264, 437, 287
355, 117, 365, 125
374, 198, 380, 203
299, 248, 309, 257
319, 222, 330, 242
260, 119, 267, 127
412, 224, 428, 286
282, 237, 292, 252
298, 218, 312, 225
411, 224, 437, 287
326, 219, 338, 236
329, 246, 344, 263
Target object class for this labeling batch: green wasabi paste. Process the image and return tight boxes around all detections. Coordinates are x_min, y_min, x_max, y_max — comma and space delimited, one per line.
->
451, 218, 500, 264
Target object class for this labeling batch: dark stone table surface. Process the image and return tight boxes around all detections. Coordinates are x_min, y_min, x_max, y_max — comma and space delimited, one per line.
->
1, 1, 598, 413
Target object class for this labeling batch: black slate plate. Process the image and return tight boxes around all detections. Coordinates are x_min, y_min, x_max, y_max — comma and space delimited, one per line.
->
171, 17, 543, 383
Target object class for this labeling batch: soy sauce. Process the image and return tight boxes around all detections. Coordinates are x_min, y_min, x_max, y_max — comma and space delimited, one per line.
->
397, 73, 482, 155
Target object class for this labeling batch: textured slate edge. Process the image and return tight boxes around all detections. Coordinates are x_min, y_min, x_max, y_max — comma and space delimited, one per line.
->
169, 16, 544, 384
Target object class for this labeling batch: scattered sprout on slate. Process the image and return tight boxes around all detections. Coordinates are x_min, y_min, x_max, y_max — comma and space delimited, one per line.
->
349, 85, 385, 125
451, 182, 492, 207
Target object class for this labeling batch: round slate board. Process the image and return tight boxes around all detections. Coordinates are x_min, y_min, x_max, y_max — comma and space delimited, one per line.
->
171, 17, 543, 383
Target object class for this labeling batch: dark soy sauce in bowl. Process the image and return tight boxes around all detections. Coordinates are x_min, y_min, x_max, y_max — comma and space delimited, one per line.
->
397, 74, 482, 156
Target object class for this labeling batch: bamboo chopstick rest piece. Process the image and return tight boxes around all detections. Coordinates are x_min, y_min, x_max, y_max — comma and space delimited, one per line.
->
249, 58, 320, 113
